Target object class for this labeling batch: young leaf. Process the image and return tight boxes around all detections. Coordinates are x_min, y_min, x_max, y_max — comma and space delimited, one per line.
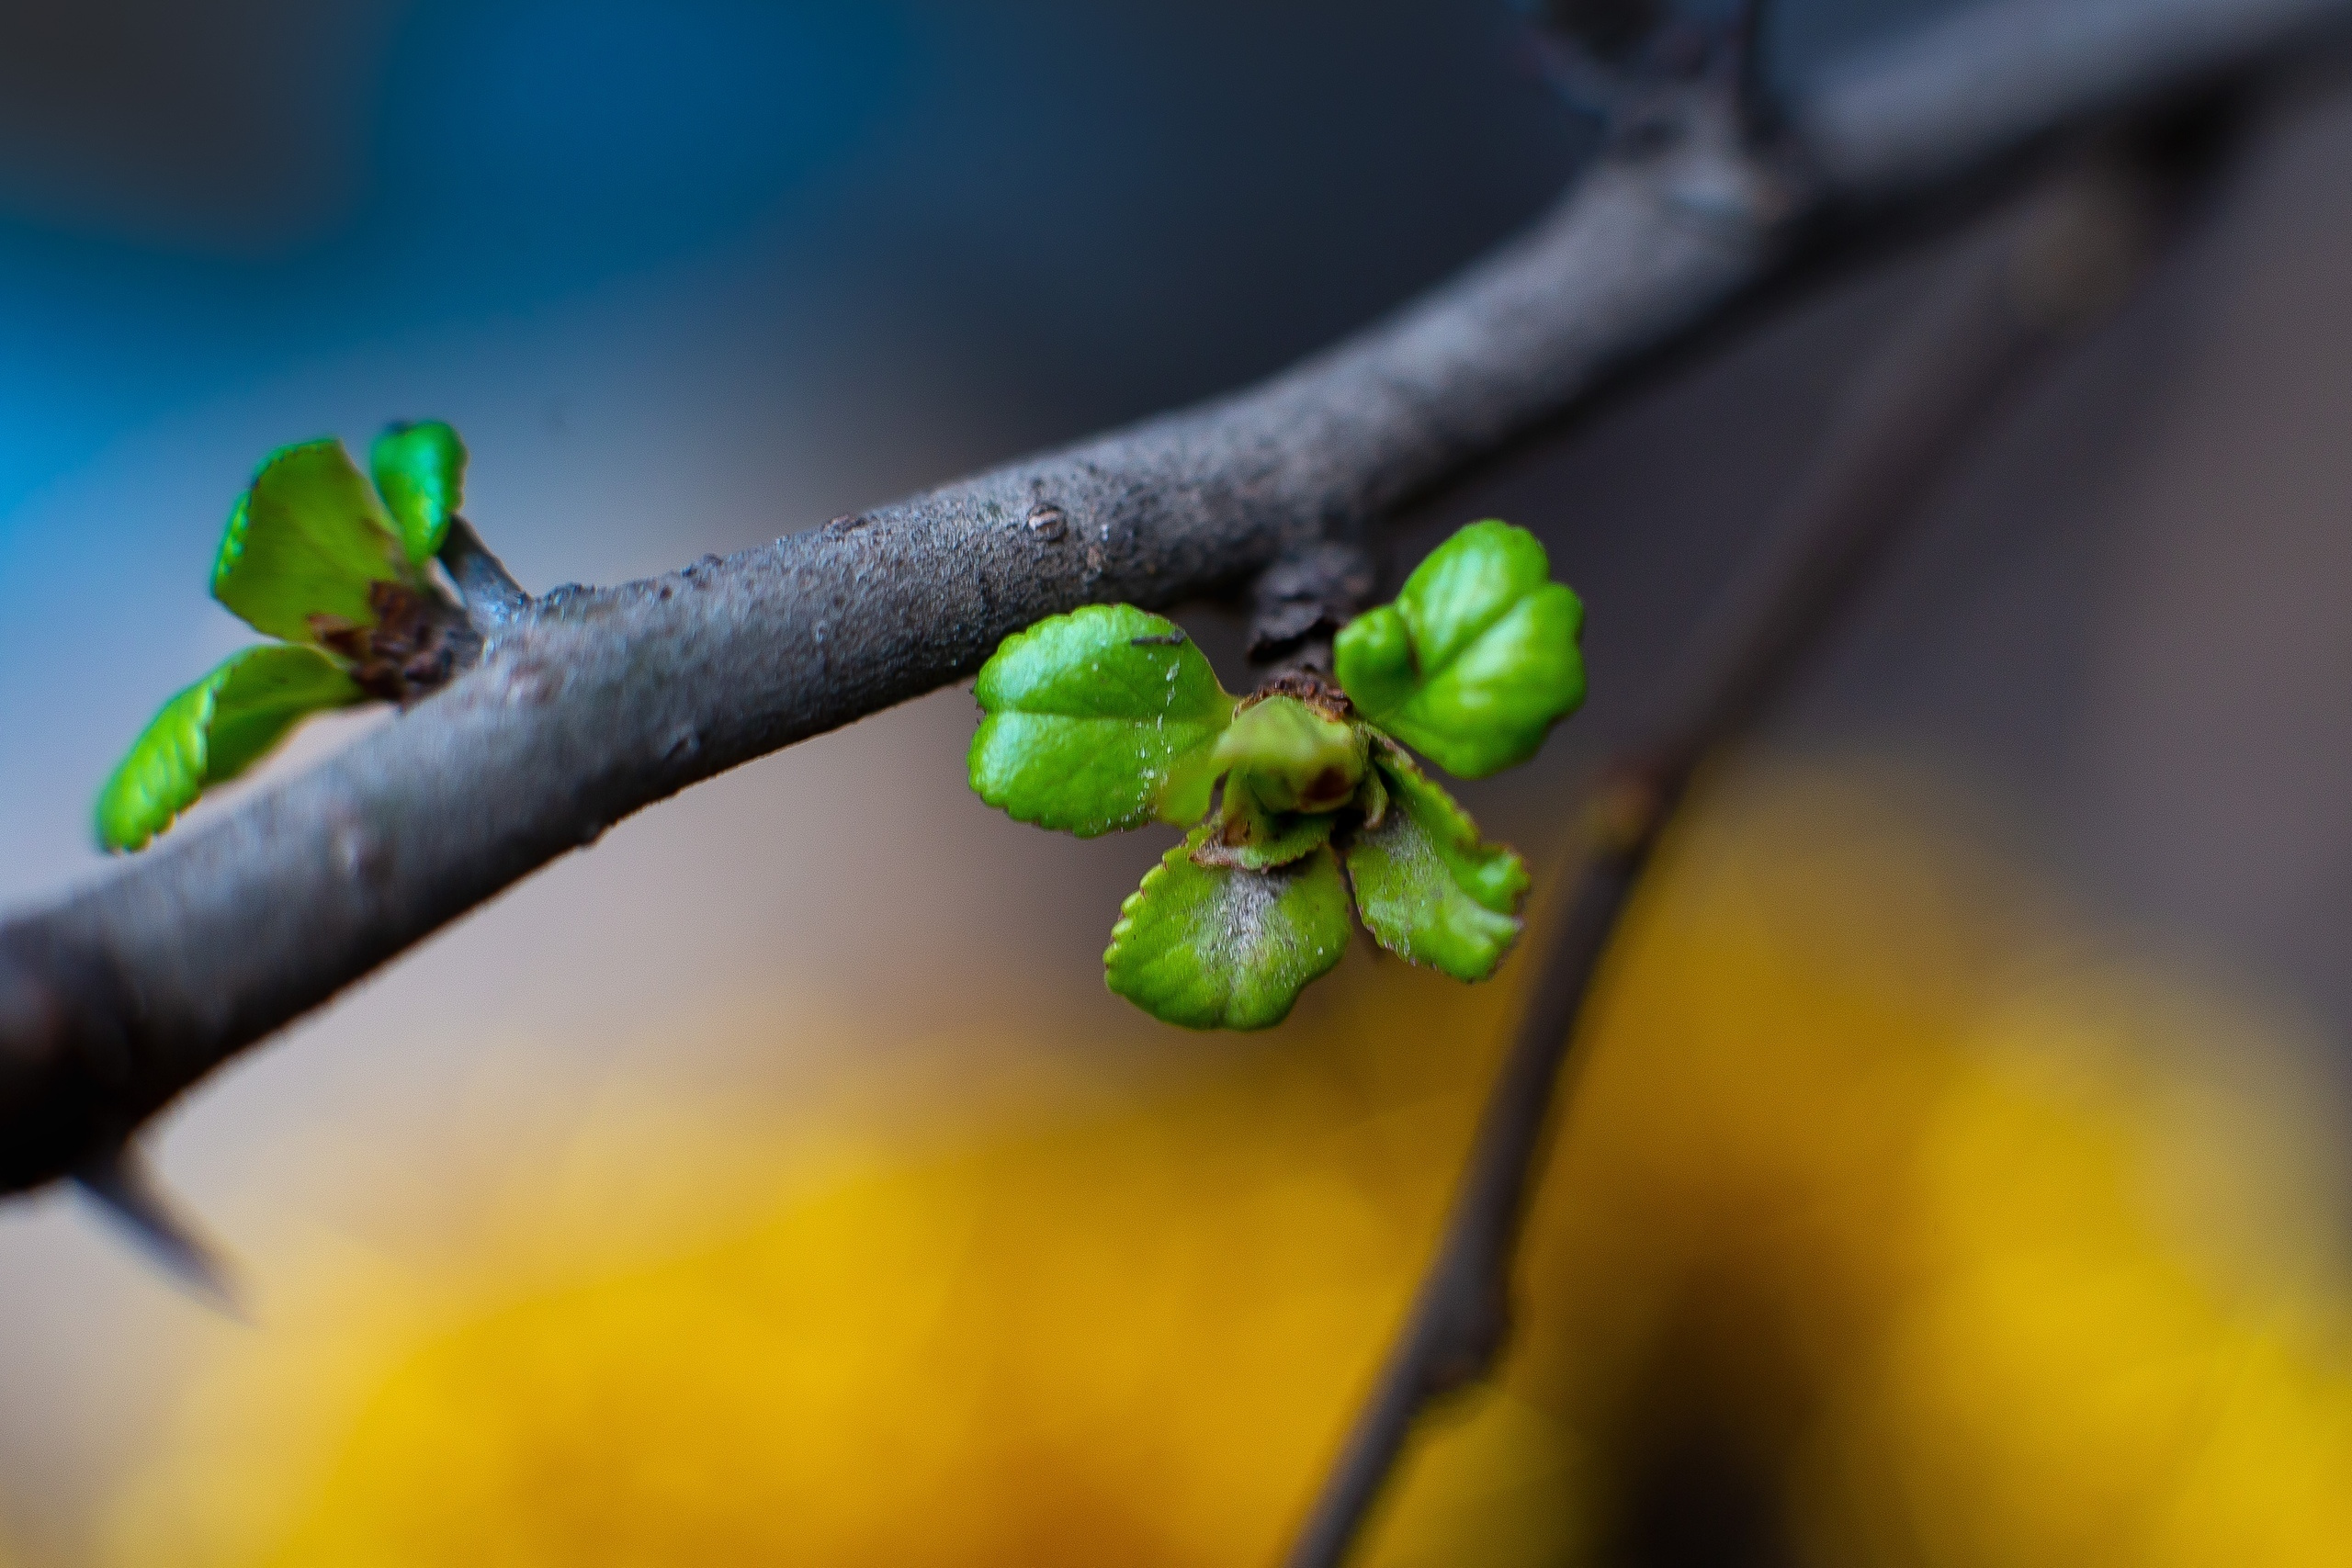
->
1343, 750, 1529, 981
95, 646, 364, 852
1333, 519, 1585, 779
1207, 694, 1367, 813
211, 439, 412, 645
970, 605, 1236, 837
370, 421, 469, 564
1104, 824, 1351, 1030
1193, 784, 1340, 872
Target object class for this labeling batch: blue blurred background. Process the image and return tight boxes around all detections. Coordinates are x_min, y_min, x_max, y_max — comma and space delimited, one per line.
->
0, 0, 1608, 902
7, 3, 2352, 1564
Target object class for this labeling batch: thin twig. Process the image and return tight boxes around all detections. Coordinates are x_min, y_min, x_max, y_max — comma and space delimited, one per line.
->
0, 0, 2336, 1196
438, 515, 532, 634
1279, 141, 2192, 1568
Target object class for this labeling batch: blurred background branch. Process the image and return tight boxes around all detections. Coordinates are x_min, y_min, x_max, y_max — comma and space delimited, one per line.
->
1282, 124, 2204, 1568
0, 0, 2344, 1205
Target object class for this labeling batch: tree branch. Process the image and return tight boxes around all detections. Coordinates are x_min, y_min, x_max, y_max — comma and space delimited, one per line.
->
0, 0, 2340, 1195
1277, 139, 2198, 1568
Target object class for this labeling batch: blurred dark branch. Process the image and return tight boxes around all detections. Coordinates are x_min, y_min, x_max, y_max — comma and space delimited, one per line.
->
0, 0, 2338, 1196
1796, 0, 2330, 196
1528, 0, 1666, 62
1278, 144, 2191, 1568
1247, 541, 1380, 678
1733, 0, 1780, 135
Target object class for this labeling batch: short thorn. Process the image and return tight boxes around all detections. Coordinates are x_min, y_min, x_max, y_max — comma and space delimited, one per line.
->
72, 1146, 246, 1319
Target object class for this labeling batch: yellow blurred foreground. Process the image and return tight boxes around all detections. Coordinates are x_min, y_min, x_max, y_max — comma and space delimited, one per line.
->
93, 771, 2352, 1566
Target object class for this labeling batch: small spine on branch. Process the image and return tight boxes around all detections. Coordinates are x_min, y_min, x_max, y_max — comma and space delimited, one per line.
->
72, 1145, 243, 1314
1520, 0, 1779, 139
441, 515, 532, 634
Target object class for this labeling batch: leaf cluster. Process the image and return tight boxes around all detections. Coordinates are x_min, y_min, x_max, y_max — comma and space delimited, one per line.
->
95, 423, 471, 852
970, 521, 1585, 1028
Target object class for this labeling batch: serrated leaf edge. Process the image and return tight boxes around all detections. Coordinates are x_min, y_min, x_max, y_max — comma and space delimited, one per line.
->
1102, 828, 1349, 1030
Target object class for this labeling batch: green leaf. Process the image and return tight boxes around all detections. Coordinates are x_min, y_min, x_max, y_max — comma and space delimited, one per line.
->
1208, 695, 1367, 814
1193, 784, 1340, 871
970, 605, 1236, 837
1343, 750, 1528, 981
1334, 519, 1586, 779
1103, 825, 1351, 1030
370, 420, 469, 563
211, 439, 412, 646
95, 646, 365, 852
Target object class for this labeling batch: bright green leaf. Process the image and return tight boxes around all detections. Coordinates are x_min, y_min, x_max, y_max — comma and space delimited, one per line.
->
211, 439, 411, 645
95, 646, 365, 852
1329, 604, 1417, 721
1334, 519, 1586, 778
1208, 695, 1367, 813
1343, 750, 1528, 980
970, 605, 1236, 837
1103, 824, 1351, 1029
370, 420, 469, 563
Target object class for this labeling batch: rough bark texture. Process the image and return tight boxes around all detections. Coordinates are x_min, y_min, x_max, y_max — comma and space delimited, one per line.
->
0, 0, 2344, 1194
